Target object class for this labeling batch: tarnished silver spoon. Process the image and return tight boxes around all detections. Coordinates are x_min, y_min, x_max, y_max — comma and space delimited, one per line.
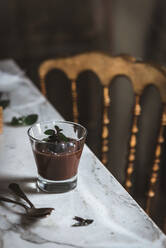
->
9, 183, 38, 208
8, 183, 54, 217
0, 196, 53, 218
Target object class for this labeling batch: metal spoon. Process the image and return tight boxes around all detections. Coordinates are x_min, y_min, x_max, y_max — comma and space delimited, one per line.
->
8, 183, 54, 217
9, 183, 36, 208
0, 196, 53, 218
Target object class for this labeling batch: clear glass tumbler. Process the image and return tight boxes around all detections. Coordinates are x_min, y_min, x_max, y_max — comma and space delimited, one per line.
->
28, 120, 87, 193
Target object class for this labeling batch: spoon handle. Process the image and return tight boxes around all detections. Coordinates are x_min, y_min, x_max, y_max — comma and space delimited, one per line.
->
8, 183, 34, 208
0, 196, 28, 210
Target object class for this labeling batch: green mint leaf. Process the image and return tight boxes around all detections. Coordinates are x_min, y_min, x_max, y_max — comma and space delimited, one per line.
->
10, 117, 20, 126
24, 114, 38, 125
18, 116, 25, 123
55, 125, 63, 133
0, 100, 10, 109
58, 133, 69, 142
44, 129, 55, 136
10, 116, 25, 126
43, 125, 69, 143
9, 114, 38, 126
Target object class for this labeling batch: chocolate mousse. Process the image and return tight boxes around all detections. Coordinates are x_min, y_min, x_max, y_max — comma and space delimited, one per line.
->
32, 125, 84, 181
33, 140, 83, 181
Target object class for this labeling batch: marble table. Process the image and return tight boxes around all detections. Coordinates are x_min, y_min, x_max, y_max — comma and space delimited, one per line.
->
0, 60, 166, 248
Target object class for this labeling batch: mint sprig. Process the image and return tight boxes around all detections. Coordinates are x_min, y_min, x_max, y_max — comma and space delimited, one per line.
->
43, 125, 69, 143
10, 114, 38, 126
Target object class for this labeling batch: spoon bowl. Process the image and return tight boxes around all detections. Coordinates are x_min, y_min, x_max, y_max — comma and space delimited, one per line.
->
8, 183, 54, 217
0, 196, 54, 218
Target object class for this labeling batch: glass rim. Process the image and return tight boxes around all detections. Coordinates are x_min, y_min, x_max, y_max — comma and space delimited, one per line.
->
27, 120, 87, 144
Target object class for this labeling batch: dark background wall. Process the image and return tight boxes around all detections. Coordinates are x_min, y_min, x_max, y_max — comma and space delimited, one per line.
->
0, 1, 111, 79
1, 1, 166, 79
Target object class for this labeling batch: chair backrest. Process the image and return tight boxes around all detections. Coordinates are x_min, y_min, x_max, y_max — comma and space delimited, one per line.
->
38, 52, 166, 215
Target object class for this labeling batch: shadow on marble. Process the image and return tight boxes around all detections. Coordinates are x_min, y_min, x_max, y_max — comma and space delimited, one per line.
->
0, 200, 25, 216
0, 176, 76, 195
0, 200, 42, 229
0, 176, 41, 194
20, 214, 44, 229
0, 197, 39, 226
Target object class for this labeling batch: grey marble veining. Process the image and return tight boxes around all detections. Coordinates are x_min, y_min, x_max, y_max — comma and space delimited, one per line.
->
0, 60, 166, 248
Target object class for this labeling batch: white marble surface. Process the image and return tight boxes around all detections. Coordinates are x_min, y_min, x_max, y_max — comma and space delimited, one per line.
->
0, 60, 166, 248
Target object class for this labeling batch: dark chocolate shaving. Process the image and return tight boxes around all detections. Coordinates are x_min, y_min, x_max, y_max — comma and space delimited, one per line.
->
72, 216, 94, 227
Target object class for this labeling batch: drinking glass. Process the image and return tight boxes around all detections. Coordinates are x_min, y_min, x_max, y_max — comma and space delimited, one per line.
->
28, 120, 87, 193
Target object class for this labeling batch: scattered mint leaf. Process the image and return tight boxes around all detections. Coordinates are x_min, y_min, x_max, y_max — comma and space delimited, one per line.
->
24, 114, 38, 125
0, 100, 10, 109
10, 117, 20, 126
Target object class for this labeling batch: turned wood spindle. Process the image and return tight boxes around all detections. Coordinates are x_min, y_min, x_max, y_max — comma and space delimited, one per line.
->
146, 105, 166, 215
125, 95, 141, 192
101, 86, 110, 165
71, 79, 79, 123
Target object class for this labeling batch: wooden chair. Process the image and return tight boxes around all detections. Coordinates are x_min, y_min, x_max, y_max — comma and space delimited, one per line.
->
38, 52, 166, 217
0, 107, 3, 134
